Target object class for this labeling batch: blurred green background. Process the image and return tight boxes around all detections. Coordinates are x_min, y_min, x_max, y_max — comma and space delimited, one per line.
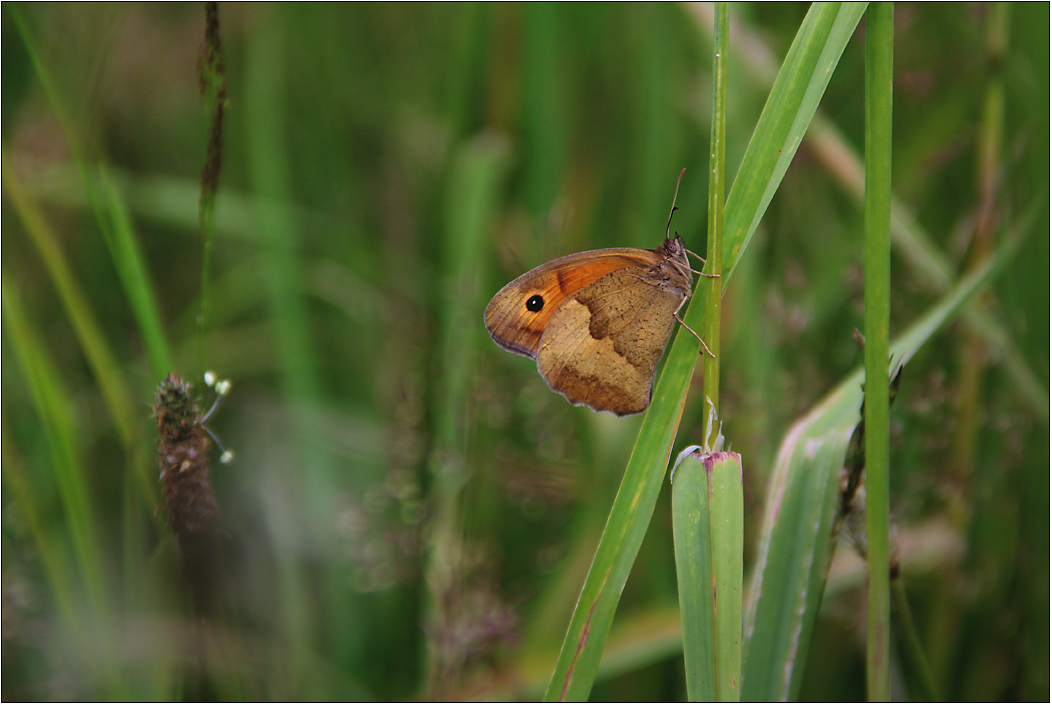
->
2, 3, 1048, 700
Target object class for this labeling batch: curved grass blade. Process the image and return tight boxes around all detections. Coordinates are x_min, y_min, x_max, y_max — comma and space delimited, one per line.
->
688, 2, 1048, 422
95, 168, 172, 382
10, 7, 171, 387
544, 5, 866, 700
2, 153, 135, 444
721, 2, 868, 291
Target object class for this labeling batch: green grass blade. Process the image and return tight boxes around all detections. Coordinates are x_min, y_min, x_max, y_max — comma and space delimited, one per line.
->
709, 452, 743, 702
891, 579, 940, 701
426, 134, 509, 697
4, 160, 166, 556
95, 167, 172, 381
702, 2, 728, 440
436, 135, 509, 453
241, 8, 326, 684
673, 448, 744, 702
11, 8, 171, 386
544, 7, 866, 700
2, 152, 134, 445
1, 280, 108, 618
864, 4, 894, 699
721, 2, 868, 290
245, 14, 318, 404
1, 428, 82, 643
521, 3, 566, 221
673, 449, 718, 701
198, 1, 226, 375
740, 206, 1036, 701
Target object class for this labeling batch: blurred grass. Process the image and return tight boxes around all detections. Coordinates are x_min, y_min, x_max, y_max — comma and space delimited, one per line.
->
2, 151, 134, 446
2, 280, 122, 698
1, 3, 1048, 701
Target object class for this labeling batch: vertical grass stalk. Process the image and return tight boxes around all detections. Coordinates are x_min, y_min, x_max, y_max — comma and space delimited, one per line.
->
702, 3, 727, 440
243, 6, 321, 682
672, 8, 743, 700
950, 2, 1009, 493
198, 1, 226, 375
864, 3, 894, 700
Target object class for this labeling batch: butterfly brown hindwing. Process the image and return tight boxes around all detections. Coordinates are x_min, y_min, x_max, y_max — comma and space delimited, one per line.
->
538, 265, 685, 415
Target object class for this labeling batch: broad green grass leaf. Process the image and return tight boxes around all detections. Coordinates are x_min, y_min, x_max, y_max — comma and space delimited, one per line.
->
673, 449, 718, 701
709, 453, 744, 702
673, 448, 744, 702
740, 209, 1035, 701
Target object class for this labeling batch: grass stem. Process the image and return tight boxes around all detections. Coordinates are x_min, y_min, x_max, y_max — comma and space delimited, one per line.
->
702, 3, 727, 445
864, 3, 894, 700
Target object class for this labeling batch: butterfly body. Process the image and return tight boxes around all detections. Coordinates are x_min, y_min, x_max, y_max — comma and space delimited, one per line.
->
484, 236, 693, 416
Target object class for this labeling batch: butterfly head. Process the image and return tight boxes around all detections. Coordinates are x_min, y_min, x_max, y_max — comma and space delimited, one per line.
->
662, 233, 686, 258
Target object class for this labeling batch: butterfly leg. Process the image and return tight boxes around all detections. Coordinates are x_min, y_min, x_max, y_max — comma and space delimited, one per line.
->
685, 249, 711, 266
686, 249, 720, 277
685, 248, 705, 263
672, 302, 715, 358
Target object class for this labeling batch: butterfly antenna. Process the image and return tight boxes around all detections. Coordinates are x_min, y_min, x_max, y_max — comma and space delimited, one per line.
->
666, 167, 686, 240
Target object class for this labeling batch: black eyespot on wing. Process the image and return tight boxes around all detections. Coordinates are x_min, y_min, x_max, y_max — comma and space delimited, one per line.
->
526, 295, 544, 312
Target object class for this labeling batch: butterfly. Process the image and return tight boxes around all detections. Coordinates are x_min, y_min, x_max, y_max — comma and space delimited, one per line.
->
484, 171, 711, 415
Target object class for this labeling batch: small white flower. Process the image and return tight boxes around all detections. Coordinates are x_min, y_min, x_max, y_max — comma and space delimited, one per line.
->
204, 371, 216, 387
220, 450, 234, 464
215, 380, 231, 397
